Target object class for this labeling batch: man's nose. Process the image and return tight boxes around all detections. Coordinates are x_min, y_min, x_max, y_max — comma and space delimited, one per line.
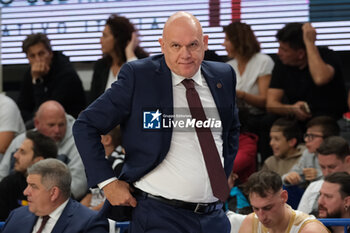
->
180, 46, 191, 58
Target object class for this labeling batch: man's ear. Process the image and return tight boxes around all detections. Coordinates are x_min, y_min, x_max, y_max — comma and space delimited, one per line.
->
344, 196, 350, 209
280, 189, 288, 204
50, 186, 60, 202
33, 117, 40, 129
297, 49, 306, 60
33, 156, 44, 164
203, 35, 209, 51
288, 138, 297, 148
344, 155, 350, 165
158, 38, 164, 53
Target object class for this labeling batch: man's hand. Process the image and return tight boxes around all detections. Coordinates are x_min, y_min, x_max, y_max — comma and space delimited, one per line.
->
102, 180, 137, 207
228, 172, 239, 189
303, 168, 318, 181
31, 61, 50, 80
302, 23, 317, 46
291, 101, 312, 121
284, 172, 302, 185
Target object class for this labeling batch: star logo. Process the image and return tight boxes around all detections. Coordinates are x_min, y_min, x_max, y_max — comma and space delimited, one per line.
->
151, 109, 162, 122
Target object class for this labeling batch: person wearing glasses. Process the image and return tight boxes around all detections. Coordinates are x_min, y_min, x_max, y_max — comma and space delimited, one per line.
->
282, 116, 339, 187
297, 136, 350, 216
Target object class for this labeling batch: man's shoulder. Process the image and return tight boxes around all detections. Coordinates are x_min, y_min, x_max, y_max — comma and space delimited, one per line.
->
127, 54, 164, 68
202, 60, 232, 70
67, 199, 99, 218
8, 204, 31, 217
307, 179, 324, 190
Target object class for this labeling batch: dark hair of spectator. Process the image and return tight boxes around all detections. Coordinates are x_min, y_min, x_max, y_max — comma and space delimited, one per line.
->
105, 14, 148, 66
272, 117, 301, 145
244, 170, 282, 198
306, 116, 340, 138
223, 21, 260, 60
26, 131, 57, 159
324, 172, 350, 198
22, 33, 52, 54
317, 136, 350, 160
276, 22, 305, 50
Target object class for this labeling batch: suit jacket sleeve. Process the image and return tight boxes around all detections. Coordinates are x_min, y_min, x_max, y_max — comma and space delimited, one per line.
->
73, 62, 135, 187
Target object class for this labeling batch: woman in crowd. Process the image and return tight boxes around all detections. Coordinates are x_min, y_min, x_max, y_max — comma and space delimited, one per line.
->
89, 14, 148, 103
223, 21, 274, 114
223, 21, 275, 162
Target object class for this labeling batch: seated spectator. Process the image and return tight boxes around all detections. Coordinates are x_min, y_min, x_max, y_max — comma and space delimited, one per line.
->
223, 21, 275, 162
238, 170, 329, 233
223, 21, 274, 113
262, 118, 305, 176
1, 159, 109, 233
0, 131, 57, 221
0, 93, 25, 157
231, 132, 258, 184
282, 116, 339, 186
266, 22, 347, 121
80, 126, 125, 210
318, 172, 350, 233
89, 14, 148, 104
17, 33, 86, 123
0, 100, 88, 200
298, 136, 350, 216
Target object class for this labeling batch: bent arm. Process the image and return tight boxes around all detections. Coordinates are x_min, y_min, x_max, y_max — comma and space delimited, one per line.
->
0, 132, 15, 154
303, 23, 334, 86
239, 74, 271, 109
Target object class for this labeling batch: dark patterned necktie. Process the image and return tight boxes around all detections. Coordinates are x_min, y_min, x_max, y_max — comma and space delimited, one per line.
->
182, 79, 229, 202
36, 215, 50, 233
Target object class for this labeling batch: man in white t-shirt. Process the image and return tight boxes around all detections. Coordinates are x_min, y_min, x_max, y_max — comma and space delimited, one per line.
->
298, 136, 350, 215
0, 94, 25, 158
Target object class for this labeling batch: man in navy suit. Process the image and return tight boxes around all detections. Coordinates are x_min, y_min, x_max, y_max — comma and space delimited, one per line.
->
1, 159, 109, 233
73, 11, 239, 233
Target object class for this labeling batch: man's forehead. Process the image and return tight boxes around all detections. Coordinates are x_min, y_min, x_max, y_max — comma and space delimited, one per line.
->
250, 191, 278, 205
21, 138, 34, 149
27, 174, 41, 183
318, 154, 341, 163
321, 182, 340, 193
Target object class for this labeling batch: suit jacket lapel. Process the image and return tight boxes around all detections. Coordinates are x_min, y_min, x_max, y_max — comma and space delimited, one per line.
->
51, 199, 75, 233
201, 62, 225, 118
155, 56, 173, 115
26, 213, 38, 233
153, 57, 173, 156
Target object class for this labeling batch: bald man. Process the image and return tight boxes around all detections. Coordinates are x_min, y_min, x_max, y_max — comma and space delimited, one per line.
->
0, 100, 88, 200
73, 12, 239, 233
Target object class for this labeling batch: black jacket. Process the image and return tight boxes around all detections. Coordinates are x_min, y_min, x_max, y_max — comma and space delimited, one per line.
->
17, 51, 86, 121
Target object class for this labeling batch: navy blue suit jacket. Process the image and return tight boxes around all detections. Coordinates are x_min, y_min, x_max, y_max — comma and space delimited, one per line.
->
0, 199, 109, 233
73, 54, 240, 188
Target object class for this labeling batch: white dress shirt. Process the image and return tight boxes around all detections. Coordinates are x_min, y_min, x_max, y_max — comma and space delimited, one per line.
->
31, 199, 69, 233
134, 68, 223, 203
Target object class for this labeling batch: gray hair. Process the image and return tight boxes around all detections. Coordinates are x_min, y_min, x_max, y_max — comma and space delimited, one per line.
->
27, 159, 71, 199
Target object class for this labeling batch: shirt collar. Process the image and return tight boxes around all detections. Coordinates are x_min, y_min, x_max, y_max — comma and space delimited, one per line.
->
47, 199, 69, 222
172, 67, 203, 87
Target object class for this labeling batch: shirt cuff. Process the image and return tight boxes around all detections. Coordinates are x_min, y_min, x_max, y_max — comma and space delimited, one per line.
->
126, 56, 137, 62
98, 177, 118, 189
32, 77, 43, 84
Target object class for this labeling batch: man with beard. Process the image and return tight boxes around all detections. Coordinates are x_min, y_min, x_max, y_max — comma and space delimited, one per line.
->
238, 170, 328, 233
0, 131, 57, 221
298, 136, 350, 215
0, 101, 88, 200
318, 172, 350, 233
